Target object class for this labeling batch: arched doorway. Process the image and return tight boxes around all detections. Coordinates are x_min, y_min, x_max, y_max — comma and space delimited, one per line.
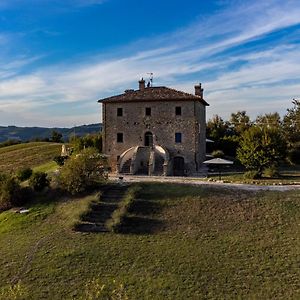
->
173, 156, 185, 176
144, 131, 153, 147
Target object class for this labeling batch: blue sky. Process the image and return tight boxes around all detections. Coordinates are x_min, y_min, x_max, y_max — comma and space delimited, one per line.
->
0, 0, 300, 127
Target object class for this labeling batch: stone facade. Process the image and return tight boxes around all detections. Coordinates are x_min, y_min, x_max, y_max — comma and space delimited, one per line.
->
98, 80, 209, 176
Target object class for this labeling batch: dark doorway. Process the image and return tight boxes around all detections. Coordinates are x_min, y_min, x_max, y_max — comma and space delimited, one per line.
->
144, 132, 153, 147
173, 156, 185, 176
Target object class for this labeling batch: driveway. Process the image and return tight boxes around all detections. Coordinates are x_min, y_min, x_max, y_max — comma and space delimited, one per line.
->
109, 174, 300, 191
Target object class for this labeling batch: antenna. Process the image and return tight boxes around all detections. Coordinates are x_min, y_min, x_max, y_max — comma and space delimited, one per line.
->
147, 72, 153, 87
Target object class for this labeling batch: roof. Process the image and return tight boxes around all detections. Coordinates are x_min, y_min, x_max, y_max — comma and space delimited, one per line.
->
98, 86, 209, 106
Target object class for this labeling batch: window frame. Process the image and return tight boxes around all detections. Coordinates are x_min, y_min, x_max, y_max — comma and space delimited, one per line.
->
175, 132, 182, 143
117, 133, 123, 143
117, 107, 123, 117
145, 107, 151, 116
175, 106, 182, 116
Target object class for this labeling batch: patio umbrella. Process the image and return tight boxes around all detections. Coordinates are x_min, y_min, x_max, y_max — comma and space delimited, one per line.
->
203, 158, 234, 180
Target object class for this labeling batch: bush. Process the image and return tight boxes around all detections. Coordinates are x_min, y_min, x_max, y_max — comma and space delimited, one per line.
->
16, 167, 33, 182
0, 176, 22, 210
0, 139, 21, 148
263, 166, 280, 178
287, 148, 300, 165
243, 170, 260, 180
237, 126, 286, 175
29, 172, 50, 192
58, 148, 108, 195
53, 155, 69, 166
212, 150, 225, 158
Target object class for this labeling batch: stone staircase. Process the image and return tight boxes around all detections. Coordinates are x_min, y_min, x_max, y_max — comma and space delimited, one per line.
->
120, 158, 132, 174
135, 147, 150, 175
153, 154, 164, 175
76, 184, 128, 233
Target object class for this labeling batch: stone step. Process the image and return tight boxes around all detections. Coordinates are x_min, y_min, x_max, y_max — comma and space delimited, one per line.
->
75, 184, 129, 234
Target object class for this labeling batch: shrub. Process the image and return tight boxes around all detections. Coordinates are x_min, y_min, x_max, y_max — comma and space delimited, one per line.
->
0, 139, 21, 148
29, 172, 50, 192
287, 148, 300, 165
243, 170, 260, 180
212, 150, 225, 158
263, 166, 280, 178
16, 167, 33, 182
53, 155, 69, 166
237, 126, 286, 176
0, 176, 22, 210
58, 148, 108, 195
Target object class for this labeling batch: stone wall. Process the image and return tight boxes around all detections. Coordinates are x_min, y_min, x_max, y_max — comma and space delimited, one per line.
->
103, 99, 206, 175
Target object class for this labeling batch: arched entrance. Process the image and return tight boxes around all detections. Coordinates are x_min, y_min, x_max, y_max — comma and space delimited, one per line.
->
144, 131, 153, 147
173, 156, 185, 176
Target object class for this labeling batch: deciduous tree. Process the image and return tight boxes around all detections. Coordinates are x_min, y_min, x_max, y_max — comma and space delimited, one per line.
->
237, 126, 286, 176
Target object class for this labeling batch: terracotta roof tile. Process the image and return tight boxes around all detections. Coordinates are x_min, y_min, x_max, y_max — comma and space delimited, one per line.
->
98, 86, 209, 106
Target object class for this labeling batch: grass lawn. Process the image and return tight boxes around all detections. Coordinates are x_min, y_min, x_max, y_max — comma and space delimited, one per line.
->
0, 183, 300, 299
207, 164, 300, 185
0, 142, 62, 175
33, 161, 58, 174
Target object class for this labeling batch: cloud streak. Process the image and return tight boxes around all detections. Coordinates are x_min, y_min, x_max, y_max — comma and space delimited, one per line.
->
0, 0, 300, 126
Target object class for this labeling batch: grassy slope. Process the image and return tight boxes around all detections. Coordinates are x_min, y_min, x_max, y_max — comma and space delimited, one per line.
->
0, 142, 62, 174
0, 184, 300, 299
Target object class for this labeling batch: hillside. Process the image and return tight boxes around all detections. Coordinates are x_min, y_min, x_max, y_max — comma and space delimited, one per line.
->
0, 183, 299, 299
0, 142, 62, 174
0, 123, 102, 143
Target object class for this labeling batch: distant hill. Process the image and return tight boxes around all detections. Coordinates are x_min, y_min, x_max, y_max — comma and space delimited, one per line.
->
0, 123, 102, 143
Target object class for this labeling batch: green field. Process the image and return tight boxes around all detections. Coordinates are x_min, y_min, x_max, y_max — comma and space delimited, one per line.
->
0, 183, 299, 299
0, 142, 62, 174
207, 164, 300, 185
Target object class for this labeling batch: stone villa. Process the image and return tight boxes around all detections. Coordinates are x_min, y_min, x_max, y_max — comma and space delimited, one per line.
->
98, 79, 209, 176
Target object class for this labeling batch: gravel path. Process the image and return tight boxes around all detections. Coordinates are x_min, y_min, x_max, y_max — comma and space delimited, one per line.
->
109, 174, 300, 192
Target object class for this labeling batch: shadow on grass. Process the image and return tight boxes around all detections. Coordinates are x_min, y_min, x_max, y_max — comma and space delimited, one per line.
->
120, 199, 165, 234
130, 199, 161, 215
122, 216, 164, 234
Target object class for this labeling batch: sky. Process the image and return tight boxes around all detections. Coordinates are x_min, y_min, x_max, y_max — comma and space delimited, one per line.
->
0, 0, 300, 127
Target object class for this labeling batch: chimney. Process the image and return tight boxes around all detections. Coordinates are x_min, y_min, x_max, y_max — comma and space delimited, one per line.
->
139, 78, 145, 90
194, 83, 203, 99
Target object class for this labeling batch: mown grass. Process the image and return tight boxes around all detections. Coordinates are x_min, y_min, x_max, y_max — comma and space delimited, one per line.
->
33, 161, 58, 174
0, 183, 300, 299
207, 165, 300, 185
0, 142, 62, 175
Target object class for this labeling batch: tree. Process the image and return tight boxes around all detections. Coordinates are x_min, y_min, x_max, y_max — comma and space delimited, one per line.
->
237, 126, 286, 176
283, 100, 300, 164
206, 115, 240, 156
58, 147, 108, 194
283, 99, 300, 146
230, 111, 251, 135
0, 175, 22, 210
51, 130, 63, 143
256, 112, 282, 130
206, 115, 230, 140
70, 134, 102, 153
29, 172, 50, 192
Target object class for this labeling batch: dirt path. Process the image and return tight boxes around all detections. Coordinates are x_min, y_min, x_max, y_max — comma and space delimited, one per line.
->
109, 174, 300, 191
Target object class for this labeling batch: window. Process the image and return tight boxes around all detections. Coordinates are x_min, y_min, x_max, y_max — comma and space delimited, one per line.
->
145, 107, 151, 116
117, 107, 123, 116
175, 132, 182, 143
175, 106, 181, 116
117, 133, 123, 143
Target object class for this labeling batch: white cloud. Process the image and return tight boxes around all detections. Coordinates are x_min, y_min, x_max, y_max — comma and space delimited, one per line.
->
1, 0, 300, 126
